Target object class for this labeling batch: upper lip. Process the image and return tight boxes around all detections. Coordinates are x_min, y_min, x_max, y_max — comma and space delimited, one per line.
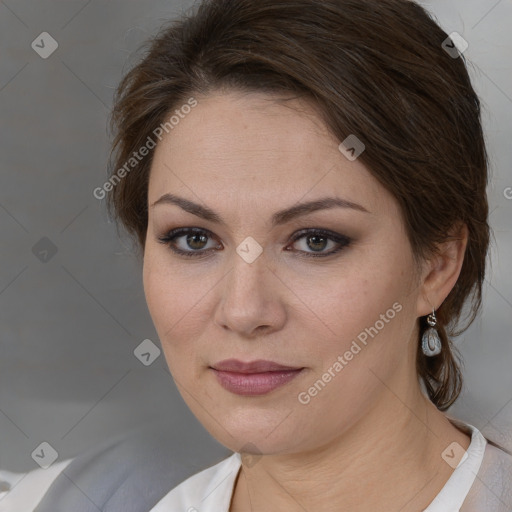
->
210, 359, 303, 373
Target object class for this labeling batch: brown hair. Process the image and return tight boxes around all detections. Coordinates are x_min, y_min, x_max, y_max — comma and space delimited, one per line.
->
107, 0, 492, 411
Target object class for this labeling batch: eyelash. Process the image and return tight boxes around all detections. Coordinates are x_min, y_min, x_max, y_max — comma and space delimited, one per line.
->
157, 227, 351, 259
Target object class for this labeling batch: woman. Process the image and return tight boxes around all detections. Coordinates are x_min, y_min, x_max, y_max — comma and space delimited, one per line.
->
106, 0, 512, 510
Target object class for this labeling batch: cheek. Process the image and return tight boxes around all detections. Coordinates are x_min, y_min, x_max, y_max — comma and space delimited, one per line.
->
294, 259, 410, 378
143, 255, 168, 328
293, 271, 386, 345
294, 279, 407, 426
142, 254, 184, 347
142, 252, 213, 363
143, 263, 188, 376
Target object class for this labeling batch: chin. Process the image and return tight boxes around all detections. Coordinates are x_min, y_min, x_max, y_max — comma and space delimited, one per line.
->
197, 411, 309, 455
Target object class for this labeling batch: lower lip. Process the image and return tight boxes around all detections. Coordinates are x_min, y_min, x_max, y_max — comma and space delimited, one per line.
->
211, 368, 304, 396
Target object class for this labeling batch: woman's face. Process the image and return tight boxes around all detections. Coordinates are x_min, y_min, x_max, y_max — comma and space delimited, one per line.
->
143, 90, 427, 455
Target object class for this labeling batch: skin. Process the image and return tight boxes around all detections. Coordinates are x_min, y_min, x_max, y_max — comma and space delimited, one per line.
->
143, 90, 471, 511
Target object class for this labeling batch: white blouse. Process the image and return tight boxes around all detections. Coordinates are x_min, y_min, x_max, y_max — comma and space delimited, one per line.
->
149, 419, 512, 512
0, 458, 72, 512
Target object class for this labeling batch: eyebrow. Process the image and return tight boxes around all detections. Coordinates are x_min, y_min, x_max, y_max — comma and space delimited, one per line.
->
150, 193, 371, 227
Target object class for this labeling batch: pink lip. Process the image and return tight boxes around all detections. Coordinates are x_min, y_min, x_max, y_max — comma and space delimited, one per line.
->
210, 359, 304, 396
211, 359, 302, 373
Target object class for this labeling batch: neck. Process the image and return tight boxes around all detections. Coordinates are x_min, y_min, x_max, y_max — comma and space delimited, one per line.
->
230, 384, 471, 512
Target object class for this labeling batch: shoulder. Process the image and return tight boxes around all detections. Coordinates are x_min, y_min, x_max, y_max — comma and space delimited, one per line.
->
149, 453, 241, 511
480, 440, 512, 491
35, 421, 231, 512
463, 439, 512, 511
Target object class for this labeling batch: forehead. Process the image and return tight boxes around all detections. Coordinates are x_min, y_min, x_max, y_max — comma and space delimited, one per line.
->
148, 91, 390, 215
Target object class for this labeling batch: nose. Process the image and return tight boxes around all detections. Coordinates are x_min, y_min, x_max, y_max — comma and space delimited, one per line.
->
213, 248, 287, 338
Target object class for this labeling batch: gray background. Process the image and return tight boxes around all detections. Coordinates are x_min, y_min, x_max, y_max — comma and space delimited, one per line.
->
0, 0, 511, 473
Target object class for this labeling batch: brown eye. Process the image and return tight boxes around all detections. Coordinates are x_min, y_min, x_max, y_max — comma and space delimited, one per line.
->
185, 232, 209, 250
157, 228, 221, 257
288, 229, 351, 258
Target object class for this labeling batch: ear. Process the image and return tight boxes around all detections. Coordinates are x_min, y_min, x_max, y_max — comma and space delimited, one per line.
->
416, 222, 469, 317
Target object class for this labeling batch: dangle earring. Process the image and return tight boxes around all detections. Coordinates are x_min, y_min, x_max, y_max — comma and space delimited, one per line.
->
421, 308, 442, 356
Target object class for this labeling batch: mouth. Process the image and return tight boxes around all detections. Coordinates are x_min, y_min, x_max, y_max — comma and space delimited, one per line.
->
209, 359, 305, 396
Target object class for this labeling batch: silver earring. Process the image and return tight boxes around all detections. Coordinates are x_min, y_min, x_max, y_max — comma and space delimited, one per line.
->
421, 308, 442, 357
